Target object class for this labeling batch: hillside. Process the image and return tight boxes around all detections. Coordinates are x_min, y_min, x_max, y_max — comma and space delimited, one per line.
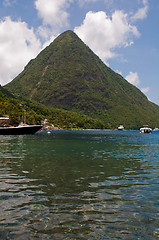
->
5, 30, 159, 129
0, 85, 104, 129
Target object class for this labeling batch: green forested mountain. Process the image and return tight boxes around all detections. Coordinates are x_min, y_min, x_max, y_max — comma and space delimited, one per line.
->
0, 85, 104, 129
5, 30, 159, 129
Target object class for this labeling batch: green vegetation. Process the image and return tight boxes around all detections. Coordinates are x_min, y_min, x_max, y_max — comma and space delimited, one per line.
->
4, 30, 159, 129
0, 85, 106, 129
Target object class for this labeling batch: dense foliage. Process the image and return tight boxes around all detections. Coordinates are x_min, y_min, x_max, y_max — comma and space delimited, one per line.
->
0, 85, 106, 129
4, 30, 159, 129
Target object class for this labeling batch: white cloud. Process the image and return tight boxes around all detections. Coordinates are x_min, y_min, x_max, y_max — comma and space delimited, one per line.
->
35, 0, 73, 34
126, 72, 150, 95
141, 87, 150, 94
42, 35, 57, 49
74, 10, 140, 64
0, 17, 41, 86
35, 0, 74, 41
131, 0, 149, 21
125, 72, 140, 86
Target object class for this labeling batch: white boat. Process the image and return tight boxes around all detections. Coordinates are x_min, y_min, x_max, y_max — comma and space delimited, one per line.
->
140, 125, 152, 134
153, 128, 159, 131
118, 125, 124, 130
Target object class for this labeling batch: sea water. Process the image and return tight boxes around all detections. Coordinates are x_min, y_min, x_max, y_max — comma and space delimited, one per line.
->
0, 130, 159, 239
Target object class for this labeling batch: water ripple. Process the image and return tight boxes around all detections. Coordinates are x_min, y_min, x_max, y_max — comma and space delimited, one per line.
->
0, 131, 159, 239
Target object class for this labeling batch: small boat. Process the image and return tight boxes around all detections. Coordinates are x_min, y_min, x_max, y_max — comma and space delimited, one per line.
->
140, 125, 152, 134
118, 125, 124, 130
153, 127, 159, 131
0, 124, 42, 135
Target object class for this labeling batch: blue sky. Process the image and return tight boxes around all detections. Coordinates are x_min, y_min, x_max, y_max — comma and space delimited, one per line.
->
0, 0, 159, 105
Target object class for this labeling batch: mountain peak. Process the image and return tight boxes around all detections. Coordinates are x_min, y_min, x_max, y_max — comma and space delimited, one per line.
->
5, 30, 159, 128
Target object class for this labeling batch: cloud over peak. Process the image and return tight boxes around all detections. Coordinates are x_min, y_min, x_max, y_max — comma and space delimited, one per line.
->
35, 0, 72, 37
74, 10, 139, 64
0, 0, 150, 96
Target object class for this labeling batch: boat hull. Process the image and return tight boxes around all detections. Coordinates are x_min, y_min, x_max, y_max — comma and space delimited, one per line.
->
0, 125, 42, 135
140, 127, 152, 134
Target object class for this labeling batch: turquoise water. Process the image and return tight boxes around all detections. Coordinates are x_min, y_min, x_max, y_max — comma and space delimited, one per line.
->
0, 130, 159, 239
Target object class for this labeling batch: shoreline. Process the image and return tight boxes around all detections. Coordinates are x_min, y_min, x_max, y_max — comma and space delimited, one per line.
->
42, 127, 129, 131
